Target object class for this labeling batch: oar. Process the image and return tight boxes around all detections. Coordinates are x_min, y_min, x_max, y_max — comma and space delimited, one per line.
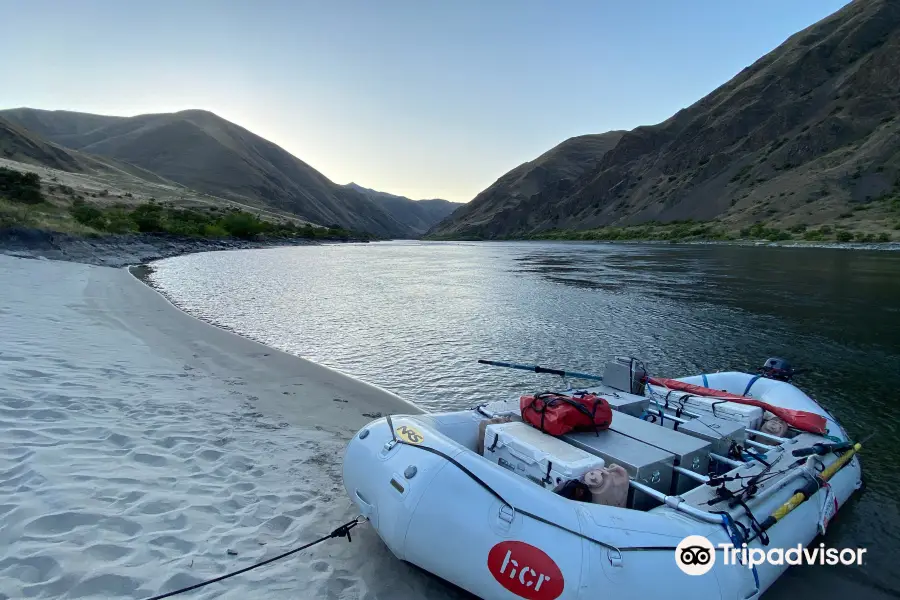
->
477, 359, 605, 382
751, 438, 865, 540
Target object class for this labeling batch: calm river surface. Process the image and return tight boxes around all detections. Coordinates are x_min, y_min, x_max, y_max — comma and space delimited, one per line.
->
150, 241, 900, 598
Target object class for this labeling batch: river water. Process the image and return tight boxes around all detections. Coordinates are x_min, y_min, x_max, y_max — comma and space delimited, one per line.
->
150, 241, 900, 598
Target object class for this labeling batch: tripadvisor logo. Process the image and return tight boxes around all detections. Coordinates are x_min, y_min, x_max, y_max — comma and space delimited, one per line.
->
675, 535, 716, 575
675, 535, 867, 575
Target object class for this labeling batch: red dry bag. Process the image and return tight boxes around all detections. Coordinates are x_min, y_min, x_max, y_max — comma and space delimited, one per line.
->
520, 392, 613, 436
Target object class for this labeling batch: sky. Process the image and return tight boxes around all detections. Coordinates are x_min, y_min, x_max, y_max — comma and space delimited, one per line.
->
1, 0, 851, 202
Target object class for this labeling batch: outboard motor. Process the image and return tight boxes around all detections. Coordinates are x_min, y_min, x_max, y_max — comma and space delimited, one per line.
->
760, 357, 795, 382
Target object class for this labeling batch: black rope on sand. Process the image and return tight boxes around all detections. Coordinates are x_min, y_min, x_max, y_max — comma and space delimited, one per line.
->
142, 517, 365, 600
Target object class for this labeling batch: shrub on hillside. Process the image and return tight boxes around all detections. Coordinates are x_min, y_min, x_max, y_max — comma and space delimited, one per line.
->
202, 223, 229, 237
104, 208, 138, 234
739, 222, 790, 240
70, 200, 106, 229
63, 199, 372, 240
835, 230, 854, 242
131, 203, 165, 232
220, 211, 265, 239
164, 208, 212, 236
0, 167, 44, 204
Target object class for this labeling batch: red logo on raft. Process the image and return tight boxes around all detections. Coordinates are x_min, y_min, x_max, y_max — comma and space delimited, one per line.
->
487, 541, 564, 600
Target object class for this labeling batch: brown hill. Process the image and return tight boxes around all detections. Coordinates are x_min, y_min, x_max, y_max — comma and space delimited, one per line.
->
430, 0, 900, 239
343, 183, 462, 235
0, 108, 439, 237
0, 115, 174, 185
429, 132, 624, 237
0, 108, 125, 148
0, 115, 89, 172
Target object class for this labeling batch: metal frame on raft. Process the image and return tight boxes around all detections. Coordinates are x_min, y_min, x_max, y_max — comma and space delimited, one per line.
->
631, 431, 810, 525
474, 358, 853, 527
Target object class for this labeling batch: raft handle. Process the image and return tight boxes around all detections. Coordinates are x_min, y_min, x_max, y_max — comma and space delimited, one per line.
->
710, 453, 745, 469
745, 429, 794, 445
607, 547, 623, 567
674, 466, 710, 484
354, 490, 374, 518
629, 480, 723, 524
745, 438, 776, 452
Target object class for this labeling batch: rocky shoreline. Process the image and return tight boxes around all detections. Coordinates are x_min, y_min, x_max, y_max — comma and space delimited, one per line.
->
0, 227, 367, 268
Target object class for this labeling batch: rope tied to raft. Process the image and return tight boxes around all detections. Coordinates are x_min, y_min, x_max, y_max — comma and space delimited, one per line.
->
142, 516, 366, 600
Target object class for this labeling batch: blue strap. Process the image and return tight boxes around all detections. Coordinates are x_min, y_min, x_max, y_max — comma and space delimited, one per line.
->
701, 374, 709, 387
646, 388, 664, 426
720, 515, 760, 594
742, 449, 768, 463
742, 375, 761, 397
720, 514, 744, 546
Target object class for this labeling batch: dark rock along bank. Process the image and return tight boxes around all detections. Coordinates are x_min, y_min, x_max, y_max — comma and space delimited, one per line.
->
0, 227, 341, 268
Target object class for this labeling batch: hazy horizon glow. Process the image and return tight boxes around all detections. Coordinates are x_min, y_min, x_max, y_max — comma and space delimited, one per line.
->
1, 0, 850, 202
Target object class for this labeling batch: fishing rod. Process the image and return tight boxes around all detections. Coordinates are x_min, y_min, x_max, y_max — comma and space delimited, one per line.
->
791, 431, 876, 458
477, 359, 605, 382
748, 433, 871, 542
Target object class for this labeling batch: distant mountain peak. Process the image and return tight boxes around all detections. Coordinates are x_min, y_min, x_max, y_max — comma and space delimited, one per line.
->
342, 182, 462, 233
344, 182, 371, 193
173, 108, 221, 120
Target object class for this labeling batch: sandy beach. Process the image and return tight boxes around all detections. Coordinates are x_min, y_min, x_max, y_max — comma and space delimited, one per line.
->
0, 254, 464, 600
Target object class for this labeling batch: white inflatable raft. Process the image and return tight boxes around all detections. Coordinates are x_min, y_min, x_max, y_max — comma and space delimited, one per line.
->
343, 368, 862, 600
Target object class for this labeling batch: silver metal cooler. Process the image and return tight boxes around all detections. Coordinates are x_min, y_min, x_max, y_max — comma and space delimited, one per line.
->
605, 412, 712, 495
562, 429, 675, 510
672, 414, 748, 457
579, 386, 650, 418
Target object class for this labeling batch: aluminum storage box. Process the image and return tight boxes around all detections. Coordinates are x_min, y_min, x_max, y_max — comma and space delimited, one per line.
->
665, 413, 748, 457
578, 386, 650, 418
605, 412, 711, 495
661, 392, 764, 429
562, 429, 675, 510
483, 421, 606, 490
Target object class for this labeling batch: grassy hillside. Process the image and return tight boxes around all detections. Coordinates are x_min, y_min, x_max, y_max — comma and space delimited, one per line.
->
0, 165, 371, 241
0, 108, 416, 238
0, 116, 91, 172
430, 0, 900, 241
0, 108, 124, 147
